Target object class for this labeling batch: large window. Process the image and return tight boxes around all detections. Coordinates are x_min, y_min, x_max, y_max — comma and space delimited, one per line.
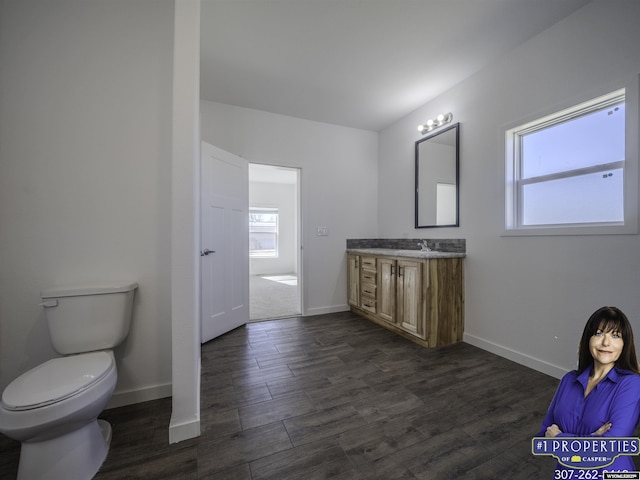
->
505, 89, 631, 234
249, 207, 278, 257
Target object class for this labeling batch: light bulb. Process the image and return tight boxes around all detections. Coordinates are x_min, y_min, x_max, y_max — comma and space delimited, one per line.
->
417, 112, 453, 134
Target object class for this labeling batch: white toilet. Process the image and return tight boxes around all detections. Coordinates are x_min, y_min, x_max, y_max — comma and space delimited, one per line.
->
0, 282, 138, 480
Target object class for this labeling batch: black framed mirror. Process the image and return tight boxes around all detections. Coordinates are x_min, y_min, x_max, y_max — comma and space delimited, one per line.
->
415, 123, 460, 228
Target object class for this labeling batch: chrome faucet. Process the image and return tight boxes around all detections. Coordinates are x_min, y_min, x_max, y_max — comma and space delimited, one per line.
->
418, 240, 432, 252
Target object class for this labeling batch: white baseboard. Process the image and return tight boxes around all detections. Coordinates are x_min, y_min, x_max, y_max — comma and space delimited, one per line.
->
107, 382, 172, 409
304, 304, 350, 316
169, 415, 201, 444
463, 332, 568, 380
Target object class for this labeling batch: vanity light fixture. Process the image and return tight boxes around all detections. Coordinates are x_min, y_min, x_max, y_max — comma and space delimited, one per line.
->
417, 112, 453, 135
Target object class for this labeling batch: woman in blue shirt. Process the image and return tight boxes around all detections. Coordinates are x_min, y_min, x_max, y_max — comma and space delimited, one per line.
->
537, 306, 640, 477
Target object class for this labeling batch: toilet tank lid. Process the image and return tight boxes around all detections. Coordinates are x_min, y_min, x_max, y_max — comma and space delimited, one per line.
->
41, 282, 138, 299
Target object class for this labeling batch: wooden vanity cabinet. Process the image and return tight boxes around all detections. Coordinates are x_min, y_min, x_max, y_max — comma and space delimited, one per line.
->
348, 252, 463, 348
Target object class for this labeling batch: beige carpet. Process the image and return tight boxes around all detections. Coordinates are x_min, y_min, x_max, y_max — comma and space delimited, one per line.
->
249, 274, 301, 321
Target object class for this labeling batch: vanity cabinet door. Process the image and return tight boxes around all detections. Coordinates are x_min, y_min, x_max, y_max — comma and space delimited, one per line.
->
377, 257, 396, 324
347, 254, 360, 307
397, 259, 426, 339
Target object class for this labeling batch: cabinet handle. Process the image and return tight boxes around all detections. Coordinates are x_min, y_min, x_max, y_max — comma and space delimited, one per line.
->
398, 266, 404, 277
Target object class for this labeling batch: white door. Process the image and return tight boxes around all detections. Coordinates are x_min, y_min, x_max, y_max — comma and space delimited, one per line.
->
201, 142, 249, 343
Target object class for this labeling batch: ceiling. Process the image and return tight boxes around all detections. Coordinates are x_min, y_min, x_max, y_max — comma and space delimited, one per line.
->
200, 0, 592, 132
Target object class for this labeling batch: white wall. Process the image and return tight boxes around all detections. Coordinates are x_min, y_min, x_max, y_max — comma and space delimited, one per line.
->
378, 0, 640, 378
249, 181, 297, 276
201, 101, 379, 315
0, 0, 175, 405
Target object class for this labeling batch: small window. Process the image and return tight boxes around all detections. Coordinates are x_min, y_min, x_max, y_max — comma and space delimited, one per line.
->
505, 89, 628, 233
249, 207, 278, 257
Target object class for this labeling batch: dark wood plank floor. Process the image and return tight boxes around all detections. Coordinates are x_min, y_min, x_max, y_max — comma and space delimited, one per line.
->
1, 311, 564, 479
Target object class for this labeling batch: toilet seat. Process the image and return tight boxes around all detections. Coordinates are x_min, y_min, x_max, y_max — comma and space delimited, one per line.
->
2, 352, 114, 411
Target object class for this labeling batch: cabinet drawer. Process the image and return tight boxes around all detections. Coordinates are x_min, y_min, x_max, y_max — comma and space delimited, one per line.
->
361, 271, 376, 284
361, 256, 376, 270
361, 284, 376, 297
360, 296, 376, 314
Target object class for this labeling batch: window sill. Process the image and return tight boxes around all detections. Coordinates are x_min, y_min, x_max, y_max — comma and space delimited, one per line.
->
502, 223, 637, 237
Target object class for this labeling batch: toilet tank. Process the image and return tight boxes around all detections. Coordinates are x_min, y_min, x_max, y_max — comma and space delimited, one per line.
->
40, 282, 138, 355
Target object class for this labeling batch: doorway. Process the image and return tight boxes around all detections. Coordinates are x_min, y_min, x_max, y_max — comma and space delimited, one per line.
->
249, 164, 301, 321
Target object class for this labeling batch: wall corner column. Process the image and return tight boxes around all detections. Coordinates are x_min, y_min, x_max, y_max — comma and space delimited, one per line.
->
170, 0, 201, 444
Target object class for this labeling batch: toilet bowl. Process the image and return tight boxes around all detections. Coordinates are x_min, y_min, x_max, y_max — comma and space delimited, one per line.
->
0, 282, 137, 480
0, 351, 117, 480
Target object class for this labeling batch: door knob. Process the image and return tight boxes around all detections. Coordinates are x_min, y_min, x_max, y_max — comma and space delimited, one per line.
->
200, 249, 216, 256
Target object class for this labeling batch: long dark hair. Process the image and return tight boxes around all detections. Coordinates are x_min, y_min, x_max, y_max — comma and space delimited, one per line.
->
577, 306, 640, 374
